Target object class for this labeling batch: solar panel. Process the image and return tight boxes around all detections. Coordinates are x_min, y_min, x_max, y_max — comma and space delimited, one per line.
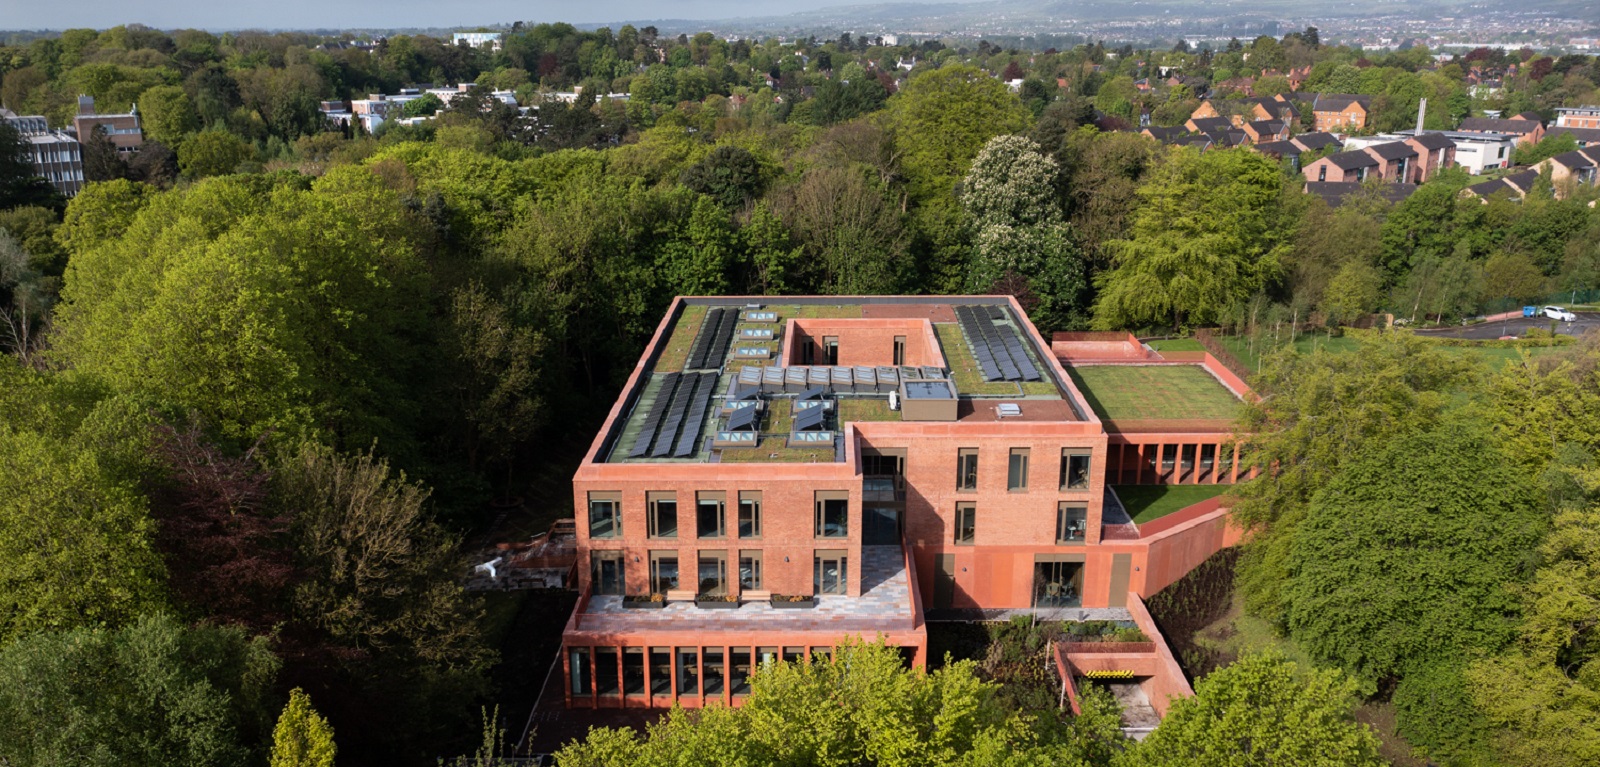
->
629, 373, 680, 457
652, 374, 700, 456
797, 386, 826, 401
794, 405, 826, 431
725, 404, 759, 431
673, 373, 717, 456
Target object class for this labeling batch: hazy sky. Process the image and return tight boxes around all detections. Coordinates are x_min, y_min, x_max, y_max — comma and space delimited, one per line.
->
4, 0, 876, 30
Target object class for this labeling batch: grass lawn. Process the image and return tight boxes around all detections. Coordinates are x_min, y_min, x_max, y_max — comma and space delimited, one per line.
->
717, 398, 836, 463
653, 304, 708, 373
837, 397, 899, 423
1148, 338, 1206, 352
1216, 332, 1567, 372
1114, 484, 1233, 524
1067, 365, 1241, 422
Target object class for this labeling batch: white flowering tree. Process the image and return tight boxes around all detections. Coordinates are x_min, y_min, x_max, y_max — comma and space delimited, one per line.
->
961, 135, 1086, 330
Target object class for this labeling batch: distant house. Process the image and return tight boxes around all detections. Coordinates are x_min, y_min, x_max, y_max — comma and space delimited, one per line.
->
72, 95, 142, 153
1253, 139, 1306, 170
1555, 106, 1600, 130
1448, 131, 1518, 173
1, 107, 82, 197
1546, 125, 1600, 148
1463, 169, 1541, 200
1190, 95, 1296, 127
452, 32, 503, 51
1534, 147, 1600, 197
1458, 116, 1544, 147
1291, 132, 1344, 153
1241, 119, 1288, 144
1311, 94, 1372, 132
1363, 141, 1421, 183
1403, 132, 1458, 182
1303, 149, 1382, 183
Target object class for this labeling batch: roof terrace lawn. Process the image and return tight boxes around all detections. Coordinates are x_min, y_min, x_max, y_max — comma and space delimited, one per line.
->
1114, 484, 1234, 524
1067, 365, 1241, 422
715, 398, 836, 463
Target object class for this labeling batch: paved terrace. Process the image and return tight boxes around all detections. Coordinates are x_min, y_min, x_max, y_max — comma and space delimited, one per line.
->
575, 546, 915, 633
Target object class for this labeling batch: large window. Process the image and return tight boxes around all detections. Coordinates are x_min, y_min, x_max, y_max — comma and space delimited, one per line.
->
815, 550, 848, 595
823, 336, 839, 365
649, 551, 679, 594
704, 648, 725, 697
730, 647, 753, 696
1008, 448, 1030, 491
697, 493, 725, 538
1033, 559, 1084, 608
588, 493, 621, 538
676, 648, 700, 696
956, 448, 978, 491
623, 648, 645, 696
815, 493, 849, 538
698, 551, 728, 597
591, 551, 625, 596
648, 492, 678, 539
569, 648, 590, 696
595, 647, 620, 696
1060, 450, 1092, 491
650, 647, 672, 695
955, 502, 976, 545
893, 335, 906, 365
1056, 503, 1087, 544
738, 491, 762, 538
739, 550, 764, 590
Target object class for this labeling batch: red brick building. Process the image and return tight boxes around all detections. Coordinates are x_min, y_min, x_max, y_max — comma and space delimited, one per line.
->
560, 298, 1248, 710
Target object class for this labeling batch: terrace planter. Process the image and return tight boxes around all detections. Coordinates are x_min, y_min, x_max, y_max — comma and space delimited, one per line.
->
696, 598, 740, 609
1064, 642, 1156, 654
770, 596, 815, 609
622, 597, 667, 610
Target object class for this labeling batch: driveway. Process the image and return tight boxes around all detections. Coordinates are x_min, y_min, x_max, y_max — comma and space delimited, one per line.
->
1414, 312, 1600, 340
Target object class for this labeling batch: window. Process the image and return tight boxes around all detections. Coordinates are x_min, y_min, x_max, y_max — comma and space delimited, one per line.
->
893, 336, 906, 366
823, 336, 839, 365
649, 551, 679, 594
800, 340, 814, 365
1060, 450, 1092, 490
738, 491, 762, 538
1318, 165, 1326, 182
956, 448, 978, 491
1161, 444, 1177, 476
815, 492, 848, 538
815, 550, 848, 595
623, 648, 645, 695
730, 647, 753, 696
588, 493, 621, 538
955, 502, 976, 545
650, 647, 672, 695
698, 551, 728, 597
703, 648, 725, 697
648, 493, 677, 538
1057, 502, 1087, 543
569, 648, 590, 695
696, 493, 725, 538
676, 648, 700, 695
1033, 559, 1084, 608
596, 647, 620, 696
739, 549, 764, 590
1008, 448, 1030, 491
591, 551, 625, 596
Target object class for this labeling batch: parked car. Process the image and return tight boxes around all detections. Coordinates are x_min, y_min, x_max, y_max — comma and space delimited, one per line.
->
1544, 305, 1577, 322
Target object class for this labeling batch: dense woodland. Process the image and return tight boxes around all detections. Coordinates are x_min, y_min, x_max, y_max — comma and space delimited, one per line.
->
2, 21, 1600, 767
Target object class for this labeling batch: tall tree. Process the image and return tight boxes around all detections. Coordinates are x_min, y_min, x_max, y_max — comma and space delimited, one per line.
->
1116, 654, 1383, 767
1230, 333, 1473, 624
0, 614, 279, 767
1284, 417, 1544, 688
1092, 148, 1292, 329
270, 688, 338, 767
